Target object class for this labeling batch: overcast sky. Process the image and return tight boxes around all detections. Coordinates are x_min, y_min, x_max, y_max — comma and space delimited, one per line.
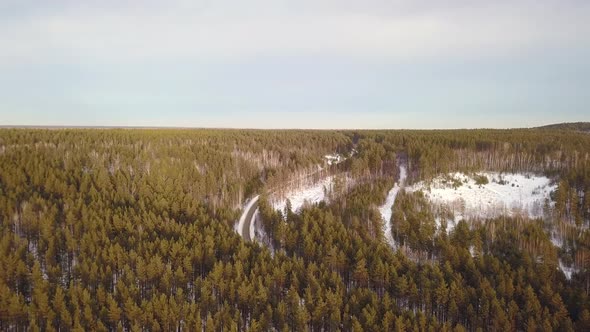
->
1, 0, 589, 129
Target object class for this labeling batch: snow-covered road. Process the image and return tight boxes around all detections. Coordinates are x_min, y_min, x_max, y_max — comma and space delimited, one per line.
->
236, 195, 259, 241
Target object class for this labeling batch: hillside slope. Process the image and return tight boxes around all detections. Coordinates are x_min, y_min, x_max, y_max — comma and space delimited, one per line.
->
536, 122, 590, 132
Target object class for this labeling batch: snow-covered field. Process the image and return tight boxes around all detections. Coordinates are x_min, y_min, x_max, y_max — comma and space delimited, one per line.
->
409, 172, 580, 278
408, 172, 556, 221
379, 165, 407, 248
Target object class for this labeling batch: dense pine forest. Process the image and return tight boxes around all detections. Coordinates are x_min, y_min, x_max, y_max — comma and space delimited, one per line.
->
1, 127, 590, 331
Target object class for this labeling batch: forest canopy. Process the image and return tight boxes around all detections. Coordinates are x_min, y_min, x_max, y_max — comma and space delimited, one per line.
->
0, 128, 589, 331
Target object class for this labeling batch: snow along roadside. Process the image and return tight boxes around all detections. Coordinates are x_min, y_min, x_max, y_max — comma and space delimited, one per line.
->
250, 208, 259, 241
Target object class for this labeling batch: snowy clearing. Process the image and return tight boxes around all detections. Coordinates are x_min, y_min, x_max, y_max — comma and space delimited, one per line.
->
271, 176, 335, 213
408, 172, 556, 222
379, 165, 407, 248
407, 172, 576, 276
270, 173, 356, 214
268, 150, 355, 214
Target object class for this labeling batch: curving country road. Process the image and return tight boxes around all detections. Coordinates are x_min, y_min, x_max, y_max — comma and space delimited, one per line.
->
237, 195, 259, 241
238, 161, 408, 243
236, 152, 352, 241
236, 167, 327, 241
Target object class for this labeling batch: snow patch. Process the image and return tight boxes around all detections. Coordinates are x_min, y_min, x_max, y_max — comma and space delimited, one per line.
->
469, 245, 477, 258
559, 260, 577, 280
435, 216, 460, 233
550, 233, 564, 248
324, 154, 343, 166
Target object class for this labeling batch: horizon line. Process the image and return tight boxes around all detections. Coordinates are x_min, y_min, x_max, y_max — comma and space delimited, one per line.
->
0, 123, 580, 131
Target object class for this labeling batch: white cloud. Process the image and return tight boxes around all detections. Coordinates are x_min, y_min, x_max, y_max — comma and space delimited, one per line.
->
1, 1, 589, 64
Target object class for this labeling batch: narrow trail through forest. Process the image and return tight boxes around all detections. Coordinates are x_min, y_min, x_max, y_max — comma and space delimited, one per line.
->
379, 161, 407, 248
